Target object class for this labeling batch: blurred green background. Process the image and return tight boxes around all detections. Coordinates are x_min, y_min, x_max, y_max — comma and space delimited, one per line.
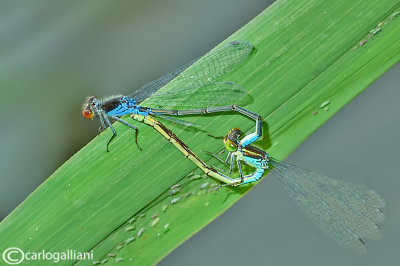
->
0, 0, 399, 265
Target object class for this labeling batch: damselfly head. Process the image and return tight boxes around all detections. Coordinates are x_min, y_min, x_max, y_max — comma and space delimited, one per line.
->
82, 96, 98, 119
223, 128, 243, 152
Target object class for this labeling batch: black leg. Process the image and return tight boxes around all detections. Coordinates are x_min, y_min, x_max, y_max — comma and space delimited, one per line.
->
225, 151, 231, 164
114, 116, 142, 151
104, 117, 116, 152
229, 153, 234, 174
237, 159, 244, 183
134, 127, 142, 151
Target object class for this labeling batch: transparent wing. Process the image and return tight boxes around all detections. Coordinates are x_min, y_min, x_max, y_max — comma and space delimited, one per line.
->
129, 41, 253, 105
143, 81, 247, 109
153, 114, 201, 128
270, 159, 385, 252
128, 58, 196, 103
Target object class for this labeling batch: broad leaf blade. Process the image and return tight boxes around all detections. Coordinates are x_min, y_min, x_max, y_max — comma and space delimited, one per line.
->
0, 0, 399, 265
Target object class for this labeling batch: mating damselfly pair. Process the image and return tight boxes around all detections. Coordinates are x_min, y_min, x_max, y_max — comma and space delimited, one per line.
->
82, 41, 385, 252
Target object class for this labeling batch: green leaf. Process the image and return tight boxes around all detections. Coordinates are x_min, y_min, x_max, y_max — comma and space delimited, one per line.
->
1, 0, 399, 265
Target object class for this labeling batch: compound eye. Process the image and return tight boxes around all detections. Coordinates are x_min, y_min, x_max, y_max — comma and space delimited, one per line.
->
224, 139, 238, 152
82, 109, 94, 119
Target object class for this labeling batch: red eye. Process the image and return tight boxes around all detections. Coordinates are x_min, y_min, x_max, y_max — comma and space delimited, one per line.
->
82, 109, 94, 119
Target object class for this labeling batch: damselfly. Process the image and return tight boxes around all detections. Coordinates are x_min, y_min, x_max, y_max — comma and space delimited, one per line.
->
205, 127, 385, 252
82, 41, 261, 151
131, 114, 251, 185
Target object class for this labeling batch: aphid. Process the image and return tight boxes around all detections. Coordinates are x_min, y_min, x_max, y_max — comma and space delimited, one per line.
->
370, 27, 382, 35
200, 182, 210, 189
171, 197, 181, 204
151, 217, 160, 227
320, 100, 330, 108
125, 237, 136, 244
125, 225, 135, 232
359, 40, 367, 47
138, 228, 145, 237
127, 217, 136, 224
